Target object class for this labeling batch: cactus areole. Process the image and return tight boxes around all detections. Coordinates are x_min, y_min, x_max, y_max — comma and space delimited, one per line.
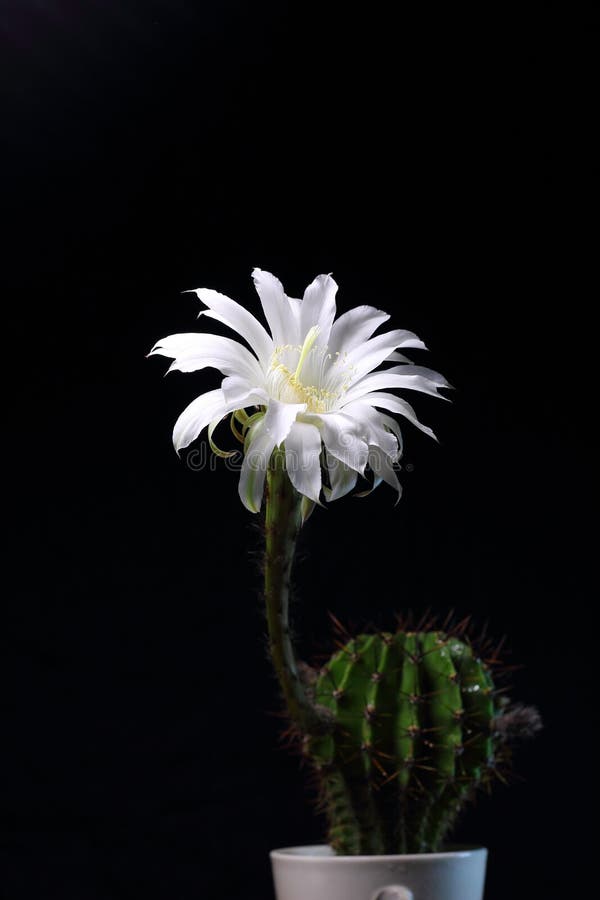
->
309, 630, 498, 854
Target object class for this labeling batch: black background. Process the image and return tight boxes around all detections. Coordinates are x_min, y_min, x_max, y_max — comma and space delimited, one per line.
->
3, 2, 598, 898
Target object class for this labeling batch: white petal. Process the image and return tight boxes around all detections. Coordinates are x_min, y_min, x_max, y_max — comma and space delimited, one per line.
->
149, 333, 206, 356
220, 375, 268, 408
328, 305, 390, 355
238, 418, 275, 513
354, 475, 383, 498
324, 451, 358, 501
252, 268, 299, 346
238, 399, 304, 512
284, 421, 322, 504
172, 389, 226, 453
343, 365, 451, 403
172, 381, 266, 454
300, 274, 338, 345
387, 364, 450, 386
302, 412, 368, 474
352, 391, 437, 441
368, 446, 403, 504
346, 330, 428, 383
286, 296, 302, 340
378, 413, 404, 459
385, 351, 413, 364
262, 398, 306, 448
341, 401, 401, 460
150, 333, 264, 384
190, 288, 273, 367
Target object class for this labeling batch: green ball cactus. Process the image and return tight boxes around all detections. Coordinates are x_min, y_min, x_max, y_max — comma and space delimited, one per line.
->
305, 629, 500, 855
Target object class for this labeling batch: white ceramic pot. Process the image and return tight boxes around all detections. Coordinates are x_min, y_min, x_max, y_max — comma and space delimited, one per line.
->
270, 845, 487, 900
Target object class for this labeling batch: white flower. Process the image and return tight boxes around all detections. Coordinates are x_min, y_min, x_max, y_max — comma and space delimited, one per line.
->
149, 269, 450, 512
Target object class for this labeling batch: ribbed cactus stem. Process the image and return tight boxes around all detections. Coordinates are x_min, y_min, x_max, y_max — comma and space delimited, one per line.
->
307, 630, 500, 854
264, 449, 322, 734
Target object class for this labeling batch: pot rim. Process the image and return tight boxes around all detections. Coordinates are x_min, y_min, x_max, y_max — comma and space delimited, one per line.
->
270, 844, 487, 863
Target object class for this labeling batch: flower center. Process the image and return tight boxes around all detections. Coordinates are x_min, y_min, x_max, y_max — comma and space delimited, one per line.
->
266, 328, 354, 414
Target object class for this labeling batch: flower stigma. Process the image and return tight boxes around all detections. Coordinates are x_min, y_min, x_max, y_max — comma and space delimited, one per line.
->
266, 327, 355, 413
294, 326, 320, 380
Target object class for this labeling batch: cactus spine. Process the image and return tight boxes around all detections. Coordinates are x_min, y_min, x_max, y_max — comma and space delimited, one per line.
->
264, 449, 323, 734
307, 630, 497, 854
262, 464, 533, 856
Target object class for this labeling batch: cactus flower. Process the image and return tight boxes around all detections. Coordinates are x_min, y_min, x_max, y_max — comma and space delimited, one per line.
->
149, 269, 450, 512
149, 270, 539, 858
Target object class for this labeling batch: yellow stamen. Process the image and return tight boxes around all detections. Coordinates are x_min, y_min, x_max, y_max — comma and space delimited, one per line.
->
267, 338, 352, 413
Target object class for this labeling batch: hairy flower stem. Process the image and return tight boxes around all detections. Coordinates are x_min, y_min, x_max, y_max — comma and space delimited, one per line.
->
264, 449, 322, 734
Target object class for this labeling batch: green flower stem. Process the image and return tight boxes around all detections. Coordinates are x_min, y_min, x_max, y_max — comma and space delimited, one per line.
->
264, 449, 322, 734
